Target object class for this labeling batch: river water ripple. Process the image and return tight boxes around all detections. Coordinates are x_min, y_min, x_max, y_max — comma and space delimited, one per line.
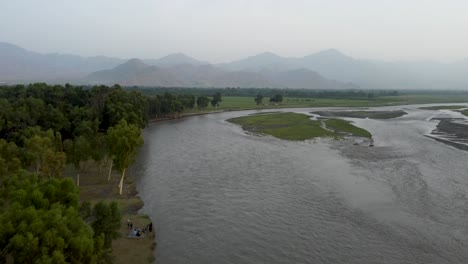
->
132, 105, 468, 264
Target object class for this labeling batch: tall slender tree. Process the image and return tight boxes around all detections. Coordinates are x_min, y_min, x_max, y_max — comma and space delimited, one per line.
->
107, 120, 143, 195
64, 136, 92, 186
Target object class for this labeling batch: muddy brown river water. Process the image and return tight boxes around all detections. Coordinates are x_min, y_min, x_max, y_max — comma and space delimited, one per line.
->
132, 104, 468, 264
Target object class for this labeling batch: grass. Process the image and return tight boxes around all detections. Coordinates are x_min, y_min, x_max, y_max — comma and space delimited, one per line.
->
462, 110, 468, 116
70, 162, 155, 264
312, 110, 406, 119
181, 94, 468, 114
227, 112, 371, 140
324, 119, 372, 138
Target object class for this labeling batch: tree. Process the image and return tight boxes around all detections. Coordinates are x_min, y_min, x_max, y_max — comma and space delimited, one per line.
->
101, 88, 149, 130
0, 98, 12, 133
269, 94, 283, 103
41, 149, 67, 178
196, 96, 210, 111
0, 139, 21, 176
90, 132, 107, 174
64, 136, 92, 186
254, 94, 264, 105
211, 92, 222, 108
213, 92, 222, 103
107, 120, 143, 195
91, 201, 121, 249
0, 172, 105, 263
24, 133, 53, 174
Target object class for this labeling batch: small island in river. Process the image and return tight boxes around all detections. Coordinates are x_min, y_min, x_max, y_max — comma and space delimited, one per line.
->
311, 110, 407, 119
228, 112, 371, 140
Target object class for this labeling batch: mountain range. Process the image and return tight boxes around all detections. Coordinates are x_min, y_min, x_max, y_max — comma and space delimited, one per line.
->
1, 41, 468, 89
86, 58, 356, 89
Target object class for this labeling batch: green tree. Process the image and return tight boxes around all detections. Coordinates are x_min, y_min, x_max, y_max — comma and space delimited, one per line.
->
269, 94, 283, 103
41, 149, 67, 178
0, 172, 104, 263
24, 134, 53, 174
0, 139, 21, 176
107, 120, 143, 195
102, 88, 149, 129
196, 96, 210, 111
0, 98, 12, 133
64, 136, 92, 186
254, 94, 264, 105
210, 92, 222, 108
91, 132, 107, 174
91, 201, 121, 250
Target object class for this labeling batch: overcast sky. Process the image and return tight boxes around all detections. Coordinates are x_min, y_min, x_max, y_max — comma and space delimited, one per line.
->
1, 0, 468, 63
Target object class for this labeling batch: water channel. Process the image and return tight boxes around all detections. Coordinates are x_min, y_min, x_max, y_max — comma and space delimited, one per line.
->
132, 105, 468, 264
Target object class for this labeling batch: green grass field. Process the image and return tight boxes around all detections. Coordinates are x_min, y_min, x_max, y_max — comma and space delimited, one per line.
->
227, 112, 371, 140
312, 110, 407, 119
187, 94, 468, 113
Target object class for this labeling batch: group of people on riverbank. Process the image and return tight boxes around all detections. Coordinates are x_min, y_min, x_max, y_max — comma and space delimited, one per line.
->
127, 219, 152, 239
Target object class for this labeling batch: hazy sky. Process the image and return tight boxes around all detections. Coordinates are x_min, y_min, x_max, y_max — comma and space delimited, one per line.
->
2, 0, 468, 63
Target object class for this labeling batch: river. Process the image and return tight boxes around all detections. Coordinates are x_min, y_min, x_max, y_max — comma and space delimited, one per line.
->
132, 104, 468, 264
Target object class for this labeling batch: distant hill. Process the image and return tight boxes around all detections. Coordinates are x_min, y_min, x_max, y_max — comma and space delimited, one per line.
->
0, 43, 207, 83
0, 42, 123, 81
86, 59, 357, 89
218, 52, 291, 71
144, 53, 209, 67
221, 50, 468, 89
2, 41, 468, 89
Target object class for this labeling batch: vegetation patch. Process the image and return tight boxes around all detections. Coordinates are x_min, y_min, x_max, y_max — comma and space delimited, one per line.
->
312, 110, 407, 119
227, 112, 371, 140
323, 119, 372, 138
419, 105, 467, 110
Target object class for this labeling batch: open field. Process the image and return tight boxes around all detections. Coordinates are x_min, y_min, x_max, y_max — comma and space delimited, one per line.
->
186, 94, 468, 113
227, 112, 371, 140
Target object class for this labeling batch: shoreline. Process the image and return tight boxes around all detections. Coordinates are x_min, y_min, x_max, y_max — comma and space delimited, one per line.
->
148, 101, 468, 125
76, 163, 156, 263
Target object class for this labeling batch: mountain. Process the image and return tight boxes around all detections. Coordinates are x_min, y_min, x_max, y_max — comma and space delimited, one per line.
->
265, 68, 356, 90
3, 41, 468, 89
86, 59, 357, 89
219, 52, 291, 71
144, 53, 208, 67
0, 42, 123, 81
221, 49, 468, 89
0, 43, 207, 83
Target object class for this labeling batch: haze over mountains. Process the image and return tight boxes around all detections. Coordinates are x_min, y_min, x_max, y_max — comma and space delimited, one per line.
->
1, 41, 468, 89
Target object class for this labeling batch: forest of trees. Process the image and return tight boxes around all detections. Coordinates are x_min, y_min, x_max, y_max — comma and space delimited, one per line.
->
0, 82, 234, 262
0, 83, 201, 262
136, 86, 400, 99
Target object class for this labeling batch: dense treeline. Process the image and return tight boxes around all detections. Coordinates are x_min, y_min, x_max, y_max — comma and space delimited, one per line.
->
135, 86, 399, 99
0, 83, 168, 263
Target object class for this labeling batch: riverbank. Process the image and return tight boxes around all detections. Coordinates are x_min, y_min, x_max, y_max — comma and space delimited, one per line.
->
149, 96, 468, 125
74, 163, 155, 263
149, 110, 225, 123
